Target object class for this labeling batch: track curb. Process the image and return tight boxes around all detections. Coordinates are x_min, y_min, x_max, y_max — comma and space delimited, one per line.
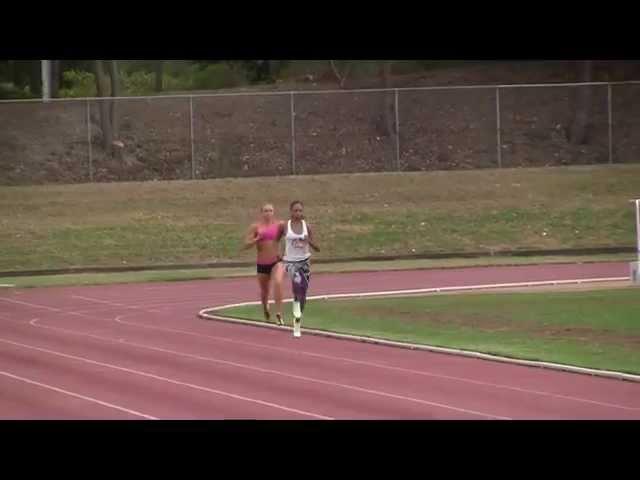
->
199, 276, 640, 384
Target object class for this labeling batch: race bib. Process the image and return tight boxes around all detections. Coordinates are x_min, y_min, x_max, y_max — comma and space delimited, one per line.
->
293, 237, 307, 248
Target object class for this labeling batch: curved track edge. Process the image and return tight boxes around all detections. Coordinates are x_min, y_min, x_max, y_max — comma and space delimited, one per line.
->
199, 276, 640, 383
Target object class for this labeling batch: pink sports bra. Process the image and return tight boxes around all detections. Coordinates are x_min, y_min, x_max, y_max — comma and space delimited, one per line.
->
257, 222, 280, 242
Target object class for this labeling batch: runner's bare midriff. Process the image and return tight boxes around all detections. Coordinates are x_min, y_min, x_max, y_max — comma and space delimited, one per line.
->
256, 239, 280, 265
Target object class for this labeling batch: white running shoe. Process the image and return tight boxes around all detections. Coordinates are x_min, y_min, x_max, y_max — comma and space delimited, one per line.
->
293, 317, 301, 338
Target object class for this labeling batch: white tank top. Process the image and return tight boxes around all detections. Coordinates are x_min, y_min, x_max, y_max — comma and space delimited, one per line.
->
284, 220, 311, 262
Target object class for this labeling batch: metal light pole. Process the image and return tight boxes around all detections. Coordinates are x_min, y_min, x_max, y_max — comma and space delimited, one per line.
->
41, 60, 51, 102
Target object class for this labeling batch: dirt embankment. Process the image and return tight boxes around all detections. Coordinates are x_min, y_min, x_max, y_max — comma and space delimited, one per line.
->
1, 61, 638, 185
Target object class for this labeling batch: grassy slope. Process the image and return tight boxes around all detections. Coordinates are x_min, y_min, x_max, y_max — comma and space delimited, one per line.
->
0, 165, 638, 271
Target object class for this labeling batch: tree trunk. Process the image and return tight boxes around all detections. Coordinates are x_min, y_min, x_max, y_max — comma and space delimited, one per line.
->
268, 60, 278, 79
29, 61, 41, 96
50, 60, 61, 98
108, 60, 124, 168
8, 60, 16, 85
569, 60, 593, 145
108, 60, 120, 141
94, 60, 113, 154
329, 60, 352, 88
154, 61, 164, 92
381, 61, 395, 137
255, 60, 270, 82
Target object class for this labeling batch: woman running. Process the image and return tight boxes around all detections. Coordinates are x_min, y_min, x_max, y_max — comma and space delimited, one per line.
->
243, 203, 285, 326
283, 200, 320, 338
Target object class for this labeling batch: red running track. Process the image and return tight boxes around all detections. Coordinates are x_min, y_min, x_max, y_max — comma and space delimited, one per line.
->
0, 261, 638, 420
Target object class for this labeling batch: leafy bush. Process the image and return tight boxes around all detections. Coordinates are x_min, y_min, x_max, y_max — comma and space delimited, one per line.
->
0, 82, 32, 99
120, 61, 248, 93
58, 70, 97, 98
109, 62, 248, 95
120, 60, 155, 74
121, 70, 154, 95
32, 61, 251, 98
162, 74, 191, 91
163, 61, 194, 77
277, 61, 382, 83
190, 63, 248, 90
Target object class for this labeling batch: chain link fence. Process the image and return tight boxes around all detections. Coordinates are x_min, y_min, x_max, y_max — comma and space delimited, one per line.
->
612, 83, 640, 164
1, 81, 639, 185
193, 94, 291, 178
0, 100, 89, 184
399, 87, 498, 170
500, 84, 610, 167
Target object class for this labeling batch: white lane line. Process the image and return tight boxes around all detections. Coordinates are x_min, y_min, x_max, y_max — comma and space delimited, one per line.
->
60, 275, 640, 410
206, 308, 640, 384
6, 274, 636, 413
0, 296, 153, 322
70, 298, 212, 315
200, 276, 640, 384
206, 276, 630, 310
0, 370, 157, 420
0, 335, 331, 420
0, 297, 105, 320
112, 313, 640, 411
3, 275, 626, 318
30, 318, 508, 420
51, 274, 630, 316
0, 297, 64, 312
71, 295, 164, 314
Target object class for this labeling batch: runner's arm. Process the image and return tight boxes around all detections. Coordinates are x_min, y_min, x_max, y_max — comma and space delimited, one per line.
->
242, 224, 260, 250
278, 221, 286, 259
307, 224, 320, 252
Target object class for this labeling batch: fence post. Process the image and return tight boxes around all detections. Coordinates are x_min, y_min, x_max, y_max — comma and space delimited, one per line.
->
86, 99, 93, 182
496, 87, 502, 168
290, 92, 296, 175
189, 96, 196, 179
394, 89, 401, 171
608, 83, 613, 164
